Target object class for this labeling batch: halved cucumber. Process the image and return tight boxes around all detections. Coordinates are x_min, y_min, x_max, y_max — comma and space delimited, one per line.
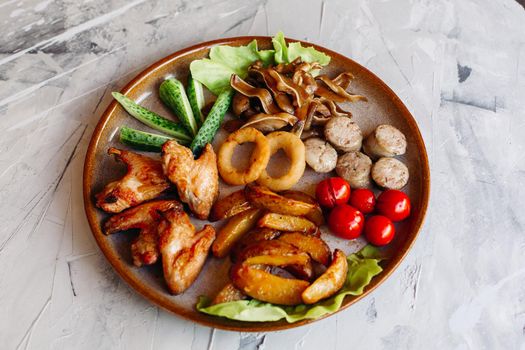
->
112, 92, 192, 143
190, 89, 234, 155
187, 75, 205, 126
159, 79, 198, 137
119, 126, 174, 152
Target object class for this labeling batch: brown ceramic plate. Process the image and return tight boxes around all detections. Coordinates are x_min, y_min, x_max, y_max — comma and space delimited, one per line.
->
83, 36, 430, 332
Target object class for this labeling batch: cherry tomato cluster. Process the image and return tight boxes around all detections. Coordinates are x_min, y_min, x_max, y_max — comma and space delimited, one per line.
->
315, 177, 411, 246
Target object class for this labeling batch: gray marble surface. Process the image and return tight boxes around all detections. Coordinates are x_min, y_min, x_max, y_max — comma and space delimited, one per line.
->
1, 0, 524, 349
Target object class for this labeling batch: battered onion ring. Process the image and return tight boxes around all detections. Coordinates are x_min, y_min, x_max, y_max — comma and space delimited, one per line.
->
218, 127, 271, 185
257, 131, 306, 191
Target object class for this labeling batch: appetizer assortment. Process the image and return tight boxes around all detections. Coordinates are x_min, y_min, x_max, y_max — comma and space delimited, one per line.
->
93, 32, 415, 323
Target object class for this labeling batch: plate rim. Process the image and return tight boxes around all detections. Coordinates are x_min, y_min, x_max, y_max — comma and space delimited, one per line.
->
83, 35, 430, 332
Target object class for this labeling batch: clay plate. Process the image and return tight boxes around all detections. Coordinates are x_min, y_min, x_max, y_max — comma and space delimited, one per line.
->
83, 36, 430, 332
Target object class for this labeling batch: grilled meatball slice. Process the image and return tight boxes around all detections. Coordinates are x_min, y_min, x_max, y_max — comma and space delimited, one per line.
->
304, 138, 338, 173
363, 124, 407, 159
324, 117, 362, 152
336, 151, 372, 189
371, 157, 409, 189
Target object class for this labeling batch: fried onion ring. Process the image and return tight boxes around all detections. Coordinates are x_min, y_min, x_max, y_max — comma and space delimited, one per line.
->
257, 131, 305, 191
218, 127, 271, 185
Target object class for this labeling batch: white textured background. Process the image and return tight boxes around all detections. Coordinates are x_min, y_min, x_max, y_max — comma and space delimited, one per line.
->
1, 0, 524, 349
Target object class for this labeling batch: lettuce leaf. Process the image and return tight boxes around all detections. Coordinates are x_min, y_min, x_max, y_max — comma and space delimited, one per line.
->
209, 40, 263, 76
189, 59, 236, 96
272, 31, 288, 64
287, 42, 331, 65
190, 32, 330, 95
190, 39, 268, 95
272, 31, 330, 66
196, 246, 383, 323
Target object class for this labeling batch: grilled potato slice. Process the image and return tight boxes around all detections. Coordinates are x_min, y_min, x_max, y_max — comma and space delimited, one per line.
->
258, 213, 317, 234
236, 240, 302, 262
280, 190, 325, 226
209, 189, 253, 222
212, 209, 263, 258
236, 240, 314, 281
211, 282, 247, 305
232, 228, 281, 262
231, 261, 310, 305
245, 184, 315, 216
302, 249, 348, 304
286, 260, 315, 281
278, 232, 332, 266
244, 252, 310, 266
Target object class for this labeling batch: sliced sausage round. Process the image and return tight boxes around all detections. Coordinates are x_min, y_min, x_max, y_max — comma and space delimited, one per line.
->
304, 138, 338, 173
371, 157, 409, 189
324, 117, 362, 152
336, 151, 372, 189
363, 124, 407, 159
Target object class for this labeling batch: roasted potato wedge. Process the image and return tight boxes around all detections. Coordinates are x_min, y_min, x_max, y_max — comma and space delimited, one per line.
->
236, 240, 302, 262
211, 282, 247, 305
258, 213, 317, 234
212, 209, 263, 258
302, 249, 348, 304
209, 189, 253, 222
286, 260, 315, 281
281, 190, 325, 226
245, 184, 315, 216
231, 263, 310, 305
278, 232, 332, 266
235, 240, 314, 280
232, 228, 281, 262
244, 253, 310, 266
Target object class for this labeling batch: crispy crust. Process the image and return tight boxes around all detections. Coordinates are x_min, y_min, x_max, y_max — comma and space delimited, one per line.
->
256, 131, 305, 191
218, 127, 271, 185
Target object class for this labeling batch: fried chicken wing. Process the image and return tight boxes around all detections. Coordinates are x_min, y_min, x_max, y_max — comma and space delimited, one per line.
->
158, 207, 216, 294
95, 148, 170, 213
161, 141, 219, 220
104, 199, 181, 267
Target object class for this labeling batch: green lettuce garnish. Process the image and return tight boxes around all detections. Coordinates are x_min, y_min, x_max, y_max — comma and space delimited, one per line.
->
272, 31, 330, 65
271, 31, 288, 64
189, 31, 331, 95
196, 246, 383, 323
189, 40, 269, 95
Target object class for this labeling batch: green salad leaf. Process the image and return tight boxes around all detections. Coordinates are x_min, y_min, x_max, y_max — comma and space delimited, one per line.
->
272, 31, 288, 64
196, 245, 383, 323
287, 42, 331, 65
209, 40, 264, 75
190, 32, 330, 95
190, 39, 273, 95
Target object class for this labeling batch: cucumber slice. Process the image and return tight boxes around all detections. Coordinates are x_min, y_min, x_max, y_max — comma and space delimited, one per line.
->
112, 92, 192, 143
159, 79, 198, 137
190, 89, 234, 155
187, 75, 205, 126
119, 126, 174, 152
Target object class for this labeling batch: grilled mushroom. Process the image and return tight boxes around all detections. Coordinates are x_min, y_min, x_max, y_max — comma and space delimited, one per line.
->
248, 65, 295, 114
268, 69, 310, 108
241, 113, 298, 133
230, 75, 281, 115
232, 92, 251, 116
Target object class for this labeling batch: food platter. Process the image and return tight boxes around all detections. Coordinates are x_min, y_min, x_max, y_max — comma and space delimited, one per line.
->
83, 36, 430, 331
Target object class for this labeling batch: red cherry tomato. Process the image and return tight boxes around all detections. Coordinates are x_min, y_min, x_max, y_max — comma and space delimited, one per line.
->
315, 177, 351, 208
364, 215, 395, 246
328, 204, 364, 239
349, 189, 376, 214
376, 190, 411, 222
